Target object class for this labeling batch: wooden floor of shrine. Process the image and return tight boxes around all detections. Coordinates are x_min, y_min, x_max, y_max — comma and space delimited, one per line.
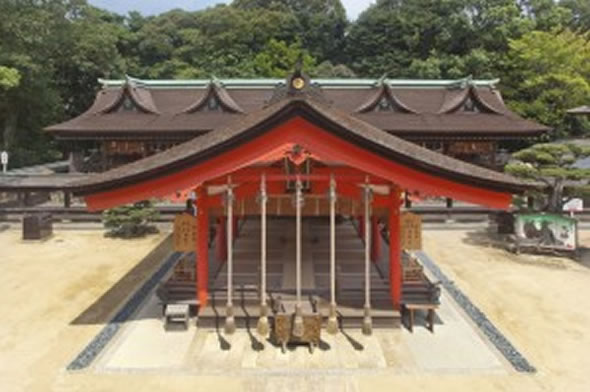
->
198, 217, 401, 328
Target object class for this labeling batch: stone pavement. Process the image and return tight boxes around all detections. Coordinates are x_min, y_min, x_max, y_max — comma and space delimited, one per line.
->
96, 284, 506, 375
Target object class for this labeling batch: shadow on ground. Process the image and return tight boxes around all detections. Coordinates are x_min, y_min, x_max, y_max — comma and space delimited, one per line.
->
70, 234, 173, 325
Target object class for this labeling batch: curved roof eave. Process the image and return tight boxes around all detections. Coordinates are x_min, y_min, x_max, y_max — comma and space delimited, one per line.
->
70, 97, 536, 200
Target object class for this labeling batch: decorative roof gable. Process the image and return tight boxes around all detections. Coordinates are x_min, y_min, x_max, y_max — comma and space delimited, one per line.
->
438, 82, 503, 115
266, 61, 331, 107
97, 76, 159, 115
181, 79, 244, 114
356, 79, 418, 114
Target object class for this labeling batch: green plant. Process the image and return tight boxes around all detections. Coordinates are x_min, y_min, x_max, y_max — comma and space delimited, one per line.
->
505, 143, 590, 212
102, 200, 160, 238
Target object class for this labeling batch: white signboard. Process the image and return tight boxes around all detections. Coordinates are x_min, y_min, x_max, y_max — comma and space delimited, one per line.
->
563, 198, 583, 212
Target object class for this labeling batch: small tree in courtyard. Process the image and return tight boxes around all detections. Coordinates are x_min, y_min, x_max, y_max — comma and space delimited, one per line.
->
103, 200, 160, 238
505, 143, 590, 212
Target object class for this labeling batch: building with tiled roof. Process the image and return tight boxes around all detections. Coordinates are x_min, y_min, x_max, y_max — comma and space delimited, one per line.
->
46, 75, 549, 172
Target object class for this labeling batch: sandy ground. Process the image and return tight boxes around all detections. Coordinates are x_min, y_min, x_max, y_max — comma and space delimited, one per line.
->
1, 226, 590, 391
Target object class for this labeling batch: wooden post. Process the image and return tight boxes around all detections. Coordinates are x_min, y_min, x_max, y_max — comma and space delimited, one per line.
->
371, 215, 381, 263
225, 177, 236, 334
195, 186, 209, 307
327, 174, 338, 334
389, 187, 402, 310
215, 217, 227, 263
363, 178, 372, 335
257, 174, 270, 337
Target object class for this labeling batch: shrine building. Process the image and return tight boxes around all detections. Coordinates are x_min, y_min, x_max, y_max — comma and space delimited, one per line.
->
46, 74, 548, 172
62, 69, 541, 340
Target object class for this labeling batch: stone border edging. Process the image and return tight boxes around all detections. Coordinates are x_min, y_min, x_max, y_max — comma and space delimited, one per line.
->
415, 251, 536, 373
67, 251, 184, 370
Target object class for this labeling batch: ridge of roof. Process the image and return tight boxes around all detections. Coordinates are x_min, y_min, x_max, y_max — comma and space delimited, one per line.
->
98, 77, 501, 89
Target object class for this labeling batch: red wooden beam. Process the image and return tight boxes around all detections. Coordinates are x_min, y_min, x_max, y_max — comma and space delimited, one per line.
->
205, 166, 390, 185
84, 116, 512, 210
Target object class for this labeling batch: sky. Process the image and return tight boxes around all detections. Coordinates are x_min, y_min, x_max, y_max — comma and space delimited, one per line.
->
88, 0, 374, 20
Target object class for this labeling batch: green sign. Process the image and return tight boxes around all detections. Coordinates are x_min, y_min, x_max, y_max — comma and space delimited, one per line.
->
514, 214, 577, 251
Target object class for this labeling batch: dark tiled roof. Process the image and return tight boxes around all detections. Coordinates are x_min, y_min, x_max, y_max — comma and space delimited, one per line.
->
71, 97, 536, 196
0, 174, 87, 191
46, 78, 550, 138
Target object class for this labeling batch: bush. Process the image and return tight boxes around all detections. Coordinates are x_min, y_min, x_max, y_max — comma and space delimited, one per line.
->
102, 200, 160, 238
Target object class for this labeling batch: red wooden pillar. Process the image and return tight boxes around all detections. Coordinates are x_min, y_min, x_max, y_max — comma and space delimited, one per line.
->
215, 217, 227, 263
371, 216, 381, 262
389, 188, 402, 310
195, 186, 209, 307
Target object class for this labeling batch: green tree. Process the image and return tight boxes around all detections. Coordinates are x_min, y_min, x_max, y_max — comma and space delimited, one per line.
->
232, 0, 348, 62
0, 0, 126, 165
502, 29, 590, 138
561, 0, 590, 31
505, 143, 590, 212
103, 200, 160, 238
345, 0, 480, 77
126, 6, 301, 78
312, 61, 356, 78
0, 66, 20, 90
253, 39, 315, 78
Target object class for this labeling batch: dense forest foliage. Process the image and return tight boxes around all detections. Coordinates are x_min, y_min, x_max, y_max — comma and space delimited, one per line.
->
0, 0, 589, 168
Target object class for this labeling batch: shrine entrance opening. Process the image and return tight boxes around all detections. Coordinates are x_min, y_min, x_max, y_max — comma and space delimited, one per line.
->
196, 160, 404, 333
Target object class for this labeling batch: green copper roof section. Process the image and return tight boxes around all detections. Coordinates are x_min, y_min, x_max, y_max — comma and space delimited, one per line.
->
99, 77, 500, 89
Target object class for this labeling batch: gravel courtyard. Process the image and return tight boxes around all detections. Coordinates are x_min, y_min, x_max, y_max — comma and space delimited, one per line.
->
1, 225, 590, 391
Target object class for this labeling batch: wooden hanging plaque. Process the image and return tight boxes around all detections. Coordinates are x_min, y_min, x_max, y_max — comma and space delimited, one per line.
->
173, 213, 197, 252
400, 212, 422, 250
